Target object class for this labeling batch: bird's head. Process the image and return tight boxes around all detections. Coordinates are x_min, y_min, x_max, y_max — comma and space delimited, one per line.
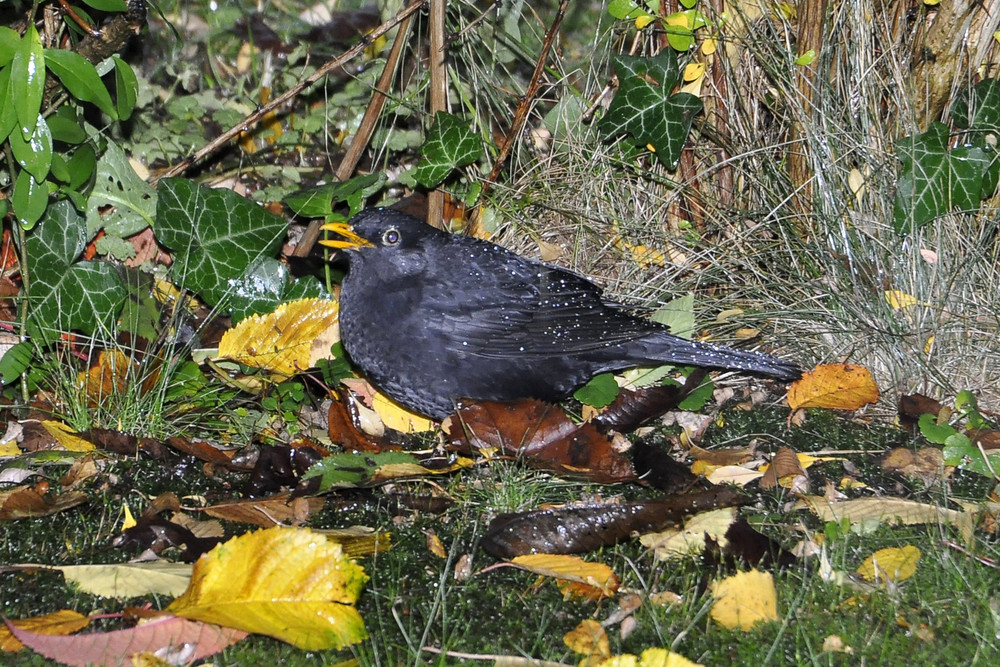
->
319, 208, 433, 252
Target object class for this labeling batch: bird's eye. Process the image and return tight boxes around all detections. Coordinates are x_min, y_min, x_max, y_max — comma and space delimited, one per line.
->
383, 229, 400, 245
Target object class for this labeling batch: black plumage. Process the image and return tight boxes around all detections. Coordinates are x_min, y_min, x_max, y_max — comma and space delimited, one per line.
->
322, 209, 800, 420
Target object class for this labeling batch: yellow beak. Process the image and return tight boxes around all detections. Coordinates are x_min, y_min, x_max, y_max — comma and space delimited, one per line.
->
318, 222, 374, 249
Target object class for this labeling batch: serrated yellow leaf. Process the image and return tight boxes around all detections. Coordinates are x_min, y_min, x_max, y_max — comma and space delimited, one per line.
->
564, 619, 609, 660
787, 364, 879, 411
168, 527, 368, 650
856, 545, 921, 582
217, 298, 340, 377
709, 569, 777, 630
0, 610, 89, 652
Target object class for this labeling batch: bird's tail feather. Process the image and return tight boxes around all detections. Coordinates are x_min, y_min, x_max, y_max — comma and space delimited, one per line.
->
631, 336, 801, 381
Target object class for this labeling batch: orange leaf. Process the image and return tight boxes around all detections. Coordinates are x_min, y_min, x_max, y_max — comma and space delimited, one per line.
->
512, 554, 619, 597
1, 610, 89, 653
787, 364, 879, 411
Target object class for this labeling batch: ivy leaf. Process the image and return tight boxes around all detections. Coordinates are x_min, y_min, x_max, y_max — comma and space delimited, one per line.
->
155, 178, 288, 309
45, 49, 117, 119
599, 50, 702, 168
285, 173, 385, 218
25, 201, 126, 342
86, 137, 156, 238
409, 112, 482, 188
894, 122, 982, 232
574, 372, 620, 409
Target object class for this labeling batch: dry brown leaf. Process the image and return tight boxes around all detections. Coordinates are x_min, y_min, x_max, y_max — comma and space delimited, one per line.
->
792, 496, 975, 543
759, 446, 806, 490
787, 364, 879, 411
709, 569, 778, 630
217, 298, 339, 377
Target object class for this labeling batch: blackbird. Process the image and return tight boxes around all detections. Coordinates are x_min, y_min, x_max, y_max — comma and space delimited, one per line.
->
321, 209, 800, 420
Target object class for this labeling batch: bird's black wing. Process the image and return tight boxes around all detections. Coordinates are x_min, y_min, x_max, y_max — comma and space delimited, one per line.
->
416, 245, 662, 358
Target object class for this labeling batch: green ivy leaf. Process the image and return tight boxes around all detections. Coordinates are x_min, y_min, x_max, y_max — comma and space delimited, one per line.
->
112, 55, 138, 121
894, 122, 982, 232
45, 49, 117, 119
8, 114, 52, 181
86, 137, 156, 238
11, 25, 44, 137
677, 375, 714, 411
11, 170, 48, 229
25, 201, 126, 342
284, 173, 385, 218
574, 372, 620, 409
409, 112, 482, 188
599, 50, 703, 168
953, 78, 1000, 130
155, 178, 288, 309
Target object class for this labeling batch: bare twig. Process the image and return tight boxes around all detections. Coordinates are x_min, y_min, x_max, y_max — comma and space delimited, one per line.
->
293, 11, 416, 257
426, 0, 448, 228
152, 0, 427, 184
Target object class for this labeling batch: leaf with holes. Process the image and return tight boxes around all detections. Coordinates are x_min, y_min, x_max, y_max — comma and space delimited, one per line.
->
25, 201, 126, 343
599, 50, 703, 168
85, 137, 156, 243
155, 178, 288, 309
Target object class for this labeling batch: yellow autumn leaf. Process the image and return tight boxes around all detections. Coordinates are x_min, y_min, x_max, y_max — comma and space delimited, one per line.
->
640, 507, 738, 560
709, 569, 778, 630
683, 63, 705, 82
635, 14, 656, 29
372, 390, 436, 432
884, 290, 926, 309
217, 298, 340, 377
168, 526, 368, 650
599, 648, 704, 667
512, 554, 619, 597
787, 363, 879, 411
564, 619, 610, 662
701, 37, 717, 55
856, 545, 921, 582
0, 610, 89, 652
41, 421, 95, 452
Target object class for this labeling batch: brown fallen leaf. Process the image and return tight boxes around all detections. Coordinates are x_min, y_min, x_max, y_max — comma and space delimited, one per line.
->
787, 363, 879, 411
759, 446, 807, 491
199, 492, 325, 527
446, 399, 636, 484
0, 485, 87, 520
897, 393, 944, 432
881, 447, 952, 485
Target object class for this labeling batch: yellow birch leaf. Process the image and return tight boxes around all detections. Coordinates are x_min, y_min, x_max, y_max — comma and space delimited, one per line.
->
701, 37, 717, 55
884, 290, 926, 309
0, 610, 89, 652
0, 440, 22, 456
635, 14, 656, 29
371, 390, 436, 433
709, 569, 778, 630
512, 554, 619, 597
564, 619, 610, 661
217, 298, 340, 377
856, 545, 921, 582
168, 526, 368, 650
787, 364, 879, 411
640, 507, 737, 560
599, 648, 704, 667
41, 421, 95, 452
683, 63, 705, 82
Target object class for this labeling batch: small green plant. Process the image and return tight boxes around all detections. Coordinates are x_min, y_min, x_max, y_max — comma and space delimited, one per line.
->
919, 390, 1000, 479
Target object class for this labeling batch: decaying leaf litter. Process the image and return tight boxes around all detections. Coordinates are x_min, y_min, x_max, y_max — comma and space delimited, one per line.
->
2, 0, 1000, 664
